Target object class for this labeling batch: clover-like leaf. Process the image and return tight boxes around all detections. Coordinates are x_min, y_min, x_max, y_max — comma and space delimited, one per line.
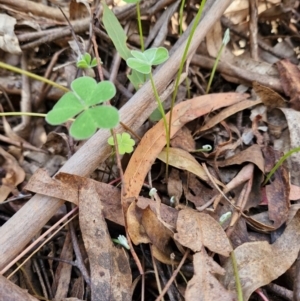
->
46, 76, 119, 140
90, 57, 98, 67
46, 92, 84, 125
69, 109, 99, 140
76, 60, 89, 69
152, 47, 169, 65
71, 77, 97, 104
90, 106, 119, 128
127, 58, 151, 74
108, 132, 135, 154
142, 48, 158, 64
88, 81, 116, 106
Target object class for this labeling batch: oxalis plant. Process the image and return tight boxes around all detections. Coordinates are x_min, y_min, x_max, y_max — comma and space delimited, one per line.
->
0, 58, 135, 154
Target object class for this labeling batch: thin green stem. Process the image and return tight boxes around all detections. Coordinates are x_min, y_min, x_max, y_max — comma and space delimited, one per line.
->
168, 0, 206, 168
179, 0, 186, 35
264, 146, 300, 185
231, 251, 243, 301
149, 73, 169, 177
0, 62, 69, 92
206, 43, 224, 94
0, 112, 47, 118
136, 1, 144, 52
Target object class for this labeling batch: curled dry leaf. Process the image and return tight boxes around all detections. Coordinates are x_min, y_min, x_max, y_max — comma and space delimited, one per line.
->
78, 181, 131, 301
276, 59, 300, 111
195, 98, 262, 134
217, 144, 265, 173
0, 13, 21, 54
174, 208, 232, 257
157, 147, 210, 183
25, 169, 124, 226
0, 147, 25, 203
123, 92, 249, 208
222, 210, 300, 301
265, 164, 290, 229
186, 250, 236, 301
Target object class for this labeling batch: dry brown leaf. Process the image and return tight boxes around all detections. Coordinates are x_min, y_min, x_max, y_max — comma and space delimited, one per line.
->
167, 168, 182, 203
290, 184, 300, 201
123, 93, 249, 207
222, 210, 300, 301
195, 99, 261, 134
174, 208, 232, 256
141, 206, 174, 258
0, 13, 21, 54
185, 249, 236, 301
277, 108, 300, 186
78, 181, 131, 301
252, 81, 287, 109
25, 169, 124, 226
217, 144, 265, 173
265, 164, 290, 229
170, 126, 195, 151
0, 146, 25, 202
53, 231, 73, 299
276, 59, 300, 111
158, 147, 210, 183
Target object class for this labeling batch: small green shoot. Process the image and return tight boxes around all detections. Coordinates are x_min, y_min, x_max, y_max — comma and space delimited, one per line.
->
219, 211, 232, 226
191, 144, 212, 153
127, 47, 170, 174
127, 47, 169, 74
112, 235, 130, 250
46, 76, 119, 140
76, 53, 98, 69
108, 132, 135, 154
264, 146, 300, 185
179, 0, 186, 35
206, 28, 230, 94
123, 0, 144, 51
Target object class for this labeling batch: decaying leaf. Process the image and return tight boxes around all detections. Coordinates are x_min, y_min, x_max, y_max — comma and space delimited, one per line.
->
174, 208, 232, 256
222, 210, 300, 301
0, 147, 25, 203
78, 181, 131, 301
0, 13, 21, 54
186, 250, 236, 301
276, 59, 300, 111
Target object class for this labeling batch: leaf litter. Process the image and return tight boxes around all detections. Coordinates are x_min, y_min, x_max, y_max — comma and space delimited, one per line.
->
1, 1, 300, 301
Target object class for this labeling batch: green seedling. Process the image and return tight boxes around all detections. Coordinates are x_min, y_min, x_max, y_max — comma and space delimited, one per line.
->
112, 235, 130, 250
102, 2, 145, 89
46, 76, 119, 140
76, 52, 98, 69
206, 28, 230, 94
127, 47, 170, 170
264, 146, 300, 185
179, 0, 186, 35
108, 132, 135, 155
123, 0, 144, 51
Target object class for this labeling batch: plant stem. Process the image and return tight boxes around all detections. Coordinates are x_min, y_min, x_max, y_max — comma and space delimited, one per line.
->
149, 73, 169, 176
264, 146, 300, 185
231, 250, 243, 301
136, 1, 144, 51
206, 43, 224, 94
0, 112, 47, 118
179, 0, 186, 35
0, 62, 69, 92
167, 0, 206, 170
